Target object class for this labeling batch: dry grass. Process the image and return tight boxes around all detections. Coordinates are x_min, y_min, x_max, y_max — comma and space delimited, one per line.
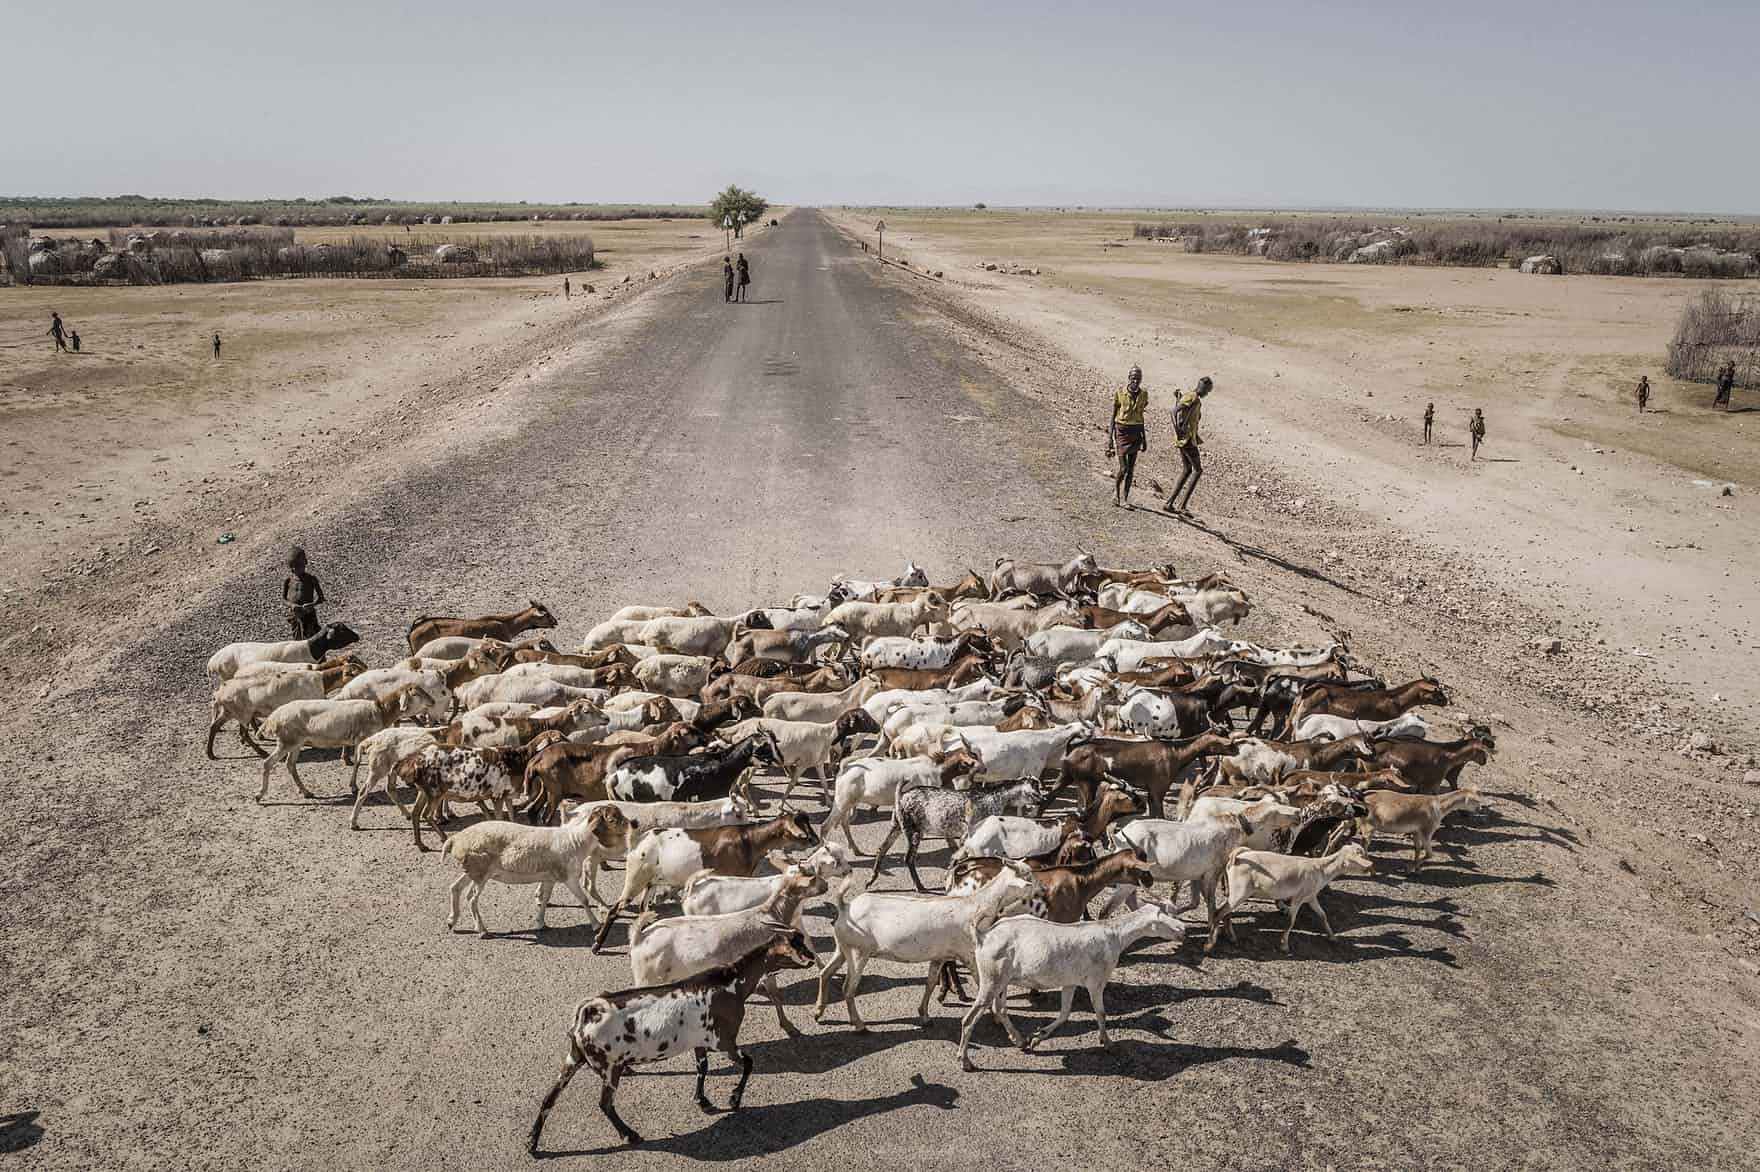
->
0, 196, 700, 230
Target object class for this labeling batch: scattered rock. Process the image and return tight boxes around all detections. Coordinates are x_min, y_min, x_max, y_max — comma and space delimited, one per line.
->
1688, 731, 1719, 754
1722, 485, 1734, 497
1532, 636, 1562, 654
1743, 771, 1760, 787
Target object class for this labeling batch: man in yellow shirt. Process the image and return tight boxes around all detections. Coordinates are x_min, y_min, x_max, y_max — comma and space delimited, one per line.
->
1164, 376, 1213, 515
1104, 365, 1149, 507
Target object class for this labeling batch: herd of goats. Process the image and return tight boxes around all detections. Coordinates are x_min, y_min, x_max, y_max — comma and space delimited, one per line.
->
202, 551, 1497, 1153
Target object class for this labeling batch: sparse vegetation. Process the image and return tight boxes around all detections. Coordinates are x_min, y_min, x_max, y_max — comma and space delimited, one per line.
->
0, 196, 699, 230
1131, 217, 1760, 277
9, 226, 596, 285
1666, 289, 1759, 387
706, 185, 769, 230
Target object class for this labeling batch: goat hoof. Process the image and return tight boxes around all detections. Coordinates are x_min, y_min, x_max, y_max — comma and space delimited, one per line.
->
695, 1096, 714, 1114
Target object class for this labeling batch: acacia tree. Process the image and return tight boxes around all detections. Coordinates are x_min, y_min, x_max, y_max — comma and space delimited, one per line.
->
708, 185, 768, 233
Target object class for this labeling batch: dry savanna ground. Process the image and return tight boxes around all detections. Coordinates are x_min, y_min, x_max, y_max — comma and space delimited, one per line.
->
0, 215, 762, 600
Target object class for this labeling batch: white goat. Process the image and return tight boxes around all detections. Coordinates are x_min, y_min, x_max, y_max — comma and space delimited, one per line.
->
1291, 712, 1430, 742
442, 807, 634, 934
1214, 843, 1374, 952
821, 593, 948, 642
813, 864, 1037, 1031
257, 684, 430, 802
957, 902, 1186, 1069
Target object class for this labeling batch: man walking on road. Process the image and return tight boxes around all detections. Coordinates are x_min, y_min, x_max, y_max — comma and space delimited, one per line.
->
1164, 376, 1213, 515
1104, 364, 1149, 508
1422, 401, 1434, 443
1636, 375, 1650, 413
1469, 407, 1486, 460
723, 256, 735, 302
49, 312, 69, 353
735, 253, 751, 302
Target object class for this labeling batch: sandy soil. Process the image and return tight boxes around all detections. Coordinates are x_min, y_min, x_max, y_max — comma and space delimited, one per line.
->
3, 211, 1757, 1170
0, 216, 754, 603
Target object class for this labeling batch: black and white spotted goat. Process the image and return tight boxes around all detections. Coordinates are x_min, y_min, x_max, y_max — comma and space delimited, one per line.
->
604, 731, 782, 803
527, 929, 818, 1153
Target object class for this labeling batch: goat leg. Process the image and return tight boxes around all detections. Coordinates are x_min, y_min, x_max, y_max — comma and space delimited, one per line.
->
600, 1066, 642, 1146
727, 1049, 753, 1111
526, 1050, 585, 1157
693, 1048, 713, 1111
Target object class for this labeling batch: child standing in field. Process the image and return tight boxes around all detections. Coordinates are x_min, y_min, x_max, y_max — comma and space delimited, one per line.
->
1636, 375, 1650, 413
283, 546, 325, 639
1469, 408, 1486, 460
563, 276, 571, 299
213, 332, 222, 359
1714, 361, 1735, 409
1422, 401, 1434, 444
69, 329, 81, 353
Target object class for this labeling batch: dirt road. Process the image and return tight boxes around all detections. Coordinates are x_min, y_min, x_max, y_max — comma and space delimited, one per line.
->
4, 211, 1756, 1170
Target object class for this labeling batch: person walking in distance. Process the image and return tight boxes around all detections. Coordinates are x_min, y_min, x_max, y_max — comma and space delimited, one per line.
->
735, 252, 751, 302
213, 332, 222, 359
563, 276, 571, 299
723, 256, 735, 302
1714, 361, 1735, 409
282, 546, 326, 639
1469, 407, 1486, 460
1422, 401, 1434, 444
1104, 364, 1149, 507
1164, 376, 1213, 515
1636, 375, 1650, 413
48, 312, 70, 353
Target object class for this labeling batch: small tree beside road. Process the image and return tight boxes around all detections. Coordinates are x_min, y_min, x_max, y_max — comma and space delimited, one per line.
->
708, 186, 768, 233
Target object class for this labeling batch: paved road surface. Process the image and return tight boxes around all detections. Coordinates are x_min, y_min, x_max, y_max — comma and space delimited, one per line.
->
7, 212, 1752, 1170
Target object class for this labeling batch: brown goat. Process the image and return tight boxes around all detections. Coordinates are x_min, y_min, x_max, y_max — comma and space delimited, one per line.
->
1288, 677, 1449, 725
868, 654, 992, 691
407, 601, 559, 655
511, 645, 636, 671
1359, 733, 1493, 794
1050, 731, 1233, 815
874, 569, 990, 604
524, 724, 709, 821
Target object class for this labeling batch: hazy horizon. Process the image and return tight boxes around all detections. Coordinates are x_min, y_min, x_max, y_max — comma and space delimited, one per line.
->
9, 0, 1757, 215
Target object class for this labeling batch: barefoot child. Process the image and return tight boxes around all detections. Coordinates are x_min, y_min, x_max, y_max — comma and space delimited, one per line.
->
283, 546, 325, 638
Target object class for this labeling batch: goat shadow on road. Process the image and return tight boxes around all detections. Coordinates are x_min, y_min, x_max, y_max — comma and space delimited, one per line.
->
539, 1074, 957, 1161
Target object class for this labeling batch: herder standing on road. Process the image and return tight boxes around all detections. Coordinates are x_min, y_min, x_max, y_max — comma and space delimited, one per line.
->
1636, 375, 1650, 413
1422, 401, 1434, 444
735, 253, 751, 302
283, 546, 326, 639
723, 256, 735, 302
1715, 361, 1736, 409
1164, 376, 1213, 516
1469, 407, 1486, 460
49, 312, 69, 353
1104, 365, 1149, 508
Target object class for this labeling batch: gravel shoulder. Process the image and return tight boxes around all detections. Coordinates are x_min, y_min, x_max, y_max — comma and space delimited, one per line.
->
3, 210, 1756, 1170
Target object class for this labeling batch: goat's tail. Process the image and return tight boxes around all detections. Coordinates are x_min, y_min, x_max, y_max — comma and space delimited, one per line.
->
628, 908, 659, 945
679, 867, 716, 900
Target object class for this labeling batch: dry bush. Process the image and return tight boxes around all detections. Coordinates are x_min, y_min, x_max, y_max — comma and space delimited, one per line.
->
1666, 289, 1760, 387
1131, 218, 1760, 278
1, 197, 698, 230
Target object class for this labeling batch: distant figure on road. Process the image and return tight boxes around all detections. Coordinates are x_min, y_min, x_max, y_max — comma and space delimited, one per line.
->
1714, 361, 1735, 409
1164, 376, 1213, 515
283, 546, 326, 639
213, 332, 222, 359
69, 329, 81, 353
1469, 408, 1486, 460
563, 276, 571, 299
736, 253, 751, 302
1422, 401, 1434, 444
1104, 364, 1149, 508
1636, 375, 1650, 413
723, 256, 735, 302
49, 312, 69, 353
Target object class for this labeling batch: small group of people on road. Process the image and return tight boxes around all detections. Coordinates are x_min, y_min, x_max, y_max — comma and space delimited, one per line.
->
723, 253, 751, 302
1104, 365, 1213, 515
1420, 400, 1487, 458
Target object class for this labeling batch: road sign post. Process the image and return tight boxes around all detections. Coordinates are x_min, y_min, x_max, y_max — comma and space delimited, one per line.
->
721, 214, 732, 252
875, 219, 886, 261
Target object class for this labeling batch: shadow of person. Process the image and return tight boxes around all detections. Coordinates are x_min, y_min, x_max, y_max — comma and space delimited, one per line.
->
0, 1111, 44, 1154
541, 1074, 957, 1160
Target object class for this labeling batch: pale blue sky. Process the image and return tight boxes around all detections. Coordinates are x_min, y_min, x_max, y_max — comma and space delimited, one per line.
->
11, 0, 1756, 212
